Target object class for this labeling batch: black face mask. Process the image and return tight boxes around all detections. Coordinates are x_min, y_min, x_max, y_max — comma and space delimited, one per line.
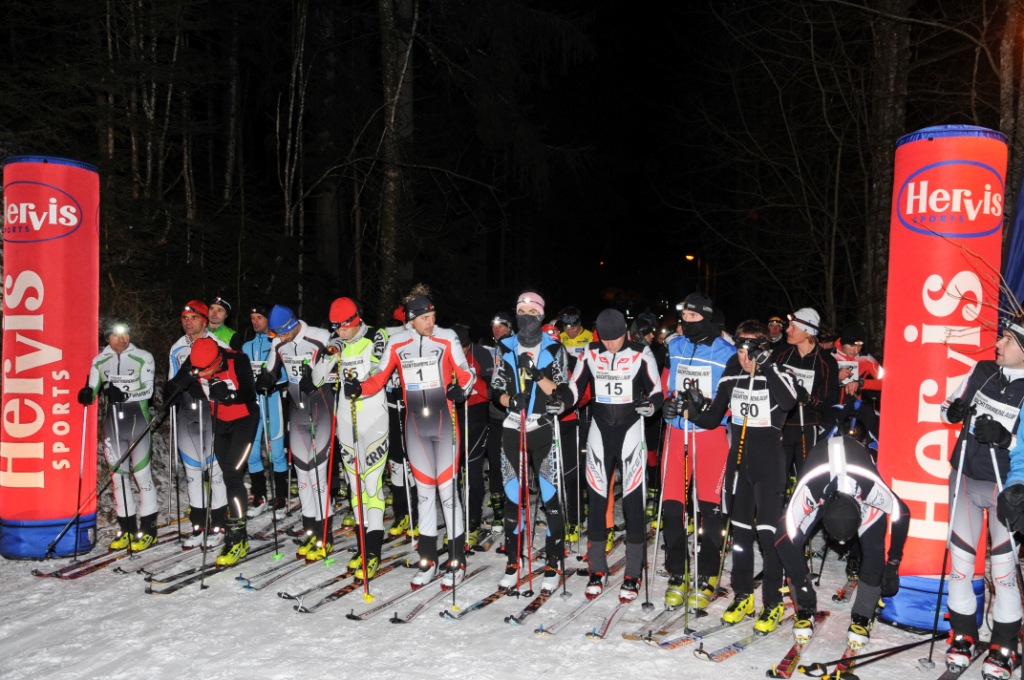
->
517, 314, 543, 346
683, 319, 713, 343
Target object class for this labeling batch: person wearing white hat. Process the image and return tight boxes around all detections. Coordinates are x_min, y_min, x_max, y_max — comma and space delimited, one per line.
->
773, 307, 840, 478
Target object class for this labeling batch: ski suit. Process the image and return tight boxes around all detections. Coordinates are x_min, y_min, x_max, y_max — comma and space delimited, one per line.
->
358, 326, 475, 565
463, 341, 493, 530
691, 359, 797, 607
776, 435, 909, 621
774, 344, 840, 476
661, 333, 736, 577
87, 343, 158, 532
262, 321, 335, 539
491, 332, 571, 567
313, 323, 390, 559
942, 361, 1024, 648
569, 340, 663, 580
243, 332, 287, 494
169, 332, 230, 529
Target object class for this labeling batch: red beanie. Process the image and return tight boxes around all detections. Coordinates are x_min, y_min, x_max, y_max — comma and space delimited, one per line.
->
190, 337, 221, 372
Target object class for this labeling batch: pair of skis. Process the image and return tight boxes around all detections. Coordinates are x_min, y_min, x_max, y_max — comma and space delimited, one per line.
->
293, 549, 415, 613
534, 555, 628, 637
440, 565, 548, 621
31, 521, 185, 579
346, 565, 492, 622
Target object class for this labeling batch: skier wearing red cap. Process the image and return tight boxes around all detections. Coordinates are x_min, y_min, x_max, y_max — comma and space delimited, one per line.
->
166, 300, 230, 549
309, 297, 391, 579
179, 337, 259, 565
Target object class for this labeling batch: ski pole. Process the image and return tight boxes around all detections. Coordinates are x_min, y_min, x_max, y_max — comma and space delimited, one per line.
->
920, 406, 973, 668
170, 407, 182, 543
649, 419, 671, 606
259, 394, 280, 558
199, 402, 216, 590
350, 389, 371, 601
72, 380, 92, 561
44, 387, 180, 558
396, 399, 415, 537
639, 417, 654, 612
801, 632, 945, 677
449, 387, 463, 607
319, 379, 338, 567
552, 413, 572, 599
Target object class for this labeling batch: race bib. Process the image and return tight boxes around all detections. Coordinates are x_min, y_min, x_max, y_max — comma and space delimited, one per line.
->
837, 360, 859, 386
340, 356, 367, 382
402, 357, 441, 392
282, 355, 310, 382
595, 369, 632, 404
972, 392, 1020, 436
675, 364, 713, 396
107, 373, 138, 392
730, 386, 771, 428
787, 366, 815, 394
250, 360, 265, 378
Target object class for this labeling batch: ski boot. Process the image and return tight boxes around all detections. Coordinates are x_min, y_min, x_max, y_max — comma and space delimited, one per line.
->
847, 613, 873, 649
619, 576, 641, 604
946, 634, 977, 674
246, 497, 268, 519
388, 514, 411, 537
665, 573, 687, 610
342, 512, 356, 528
466, 525, 481, 549
499, 563, 521, 590
793, 608, 816, 643
182, 525, 206, 550
982, 645, 1018, 680
354, 555, 380, 581
216, 538, 249, 566
489, 493, 504, 529
296, 531, 318, 558
347, 553, 364, 570
646, 487, 659, 518
305, 539, 333, 563
564, 523, 581, 543
440, 560, 466, 591
109, 516, 137, 550
754, 601, 786, 635
722, 593, 755, 624
541, 565, 562, 593
109, 532, 132, 550
130, 531, 157, 552
410, 559, 437, 589
687, 575, 717, 610
845, 554, 861, 580
205, 527, 225, 550
605, 528, 616, 554
585, 571, 607, 600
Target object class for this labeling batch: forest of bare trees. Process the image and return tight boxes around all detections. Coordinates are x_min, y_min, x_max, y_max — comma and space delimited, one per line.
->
3, 0, 1024, 360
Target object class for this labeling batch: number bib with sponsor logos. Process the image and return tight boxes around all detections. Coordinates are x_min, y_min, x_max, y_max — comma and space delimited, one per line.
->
282, 355, 312, 382
250, 360, 265, 378
730, 386, 771, 428
675, 364, 713, 396
339, 356, 369, 382
787, 366, 815, 394
595, 369, 633, 404
401, 357, 442, 392
107, 373, 138, 393
971, 392, 1021, 437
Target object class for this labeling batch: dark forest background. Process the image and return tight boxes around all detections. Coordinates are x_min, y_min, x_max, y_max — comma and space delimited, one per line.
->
3, 0, 1024, 365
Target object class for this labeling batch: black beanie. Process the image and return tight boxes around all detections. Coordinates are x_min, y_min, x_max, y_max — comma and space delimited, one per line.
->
595, 309, 627, 340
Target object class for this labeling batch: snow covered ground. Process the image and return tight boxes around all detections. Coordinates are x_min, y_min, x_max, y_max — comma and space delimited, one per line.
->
0, 432, 968, 680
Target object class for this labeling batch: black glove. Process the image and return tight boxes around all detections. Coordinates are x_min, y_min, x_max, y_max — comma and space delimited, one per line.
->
298, 364, 316, 396
997, 483, 1024, 533
163, 371, 195, 406
188, 380, 207, 400
946, 398, 967, 424
974, 416, 1012, 449
880, 559, 901, 598
343, 378, 362, 399
662, 394, 681, 421
104, 383, 126, 404
634, 399, 655, 418
77, 386, 95, 406
519, 353, 543, 381
508, 393, 529, 411
446, 383, 467, 403
753, 342, 773, 367
545, 398, 565, 416
207, 379, 231, 403
255, 368, 276, 396
794, 384, 809, 405
681, 388, 706, 418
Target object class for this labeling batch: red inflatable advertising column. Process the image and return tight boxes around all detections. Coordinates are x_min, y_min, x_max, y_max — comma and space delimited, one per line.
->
878, 126, 1005, 630
1, 156, 99, 559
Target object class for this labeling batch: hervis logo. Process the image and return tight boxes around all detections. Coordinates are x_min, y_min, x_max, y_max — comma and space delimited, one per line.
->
896, 159, 1004, 238
3, 180, 83, 243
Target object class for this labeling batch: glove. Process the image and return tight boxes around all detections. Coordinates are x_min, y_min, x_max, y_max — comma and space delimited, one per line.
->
508, 393, 529, 411
519, 353, 543, 381
662, 395, 681, 421
794, 384, 809, 405
634, 400, 655, 418
163, 371, 195, 406
946, 398, 967, 424
188, 380, 206, 400
104, 383, 126, 404
446, 383, 467, 403
545, 398, 566, 416
681, 388, 706, 418
880, 559, 901, 598
298, 364, 316, 396
997, 483, 1024, 533
343, 378, 362, 399
326, 337, 344, 355
753, 343, 773, 367
77, 387, 95, 406
974, 416, 1012, 449
207, 379, 231, 403
255, 368, 276, 396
